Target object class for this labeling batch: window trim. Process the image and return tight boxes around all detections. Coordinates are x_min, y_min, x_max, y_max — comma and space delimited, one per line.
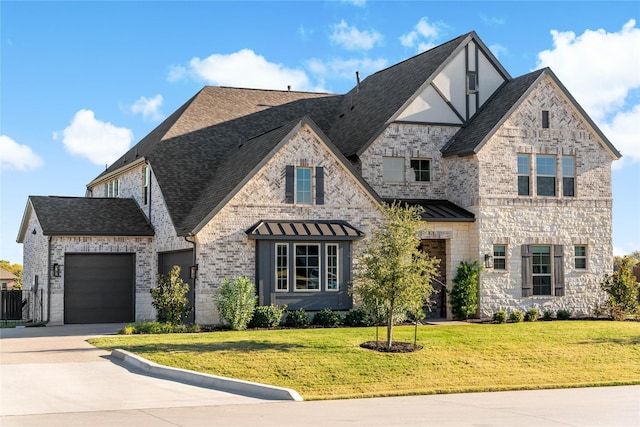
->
517, 154, 530, 196
536, 155, 556, 197
574, 245, 587, 270
293, 243, 321, 292
326, 244, 339, 291
410, 158, 431, 183
275, 243, 289, 292
467, 71, 478, 94
493, 245, 507, 270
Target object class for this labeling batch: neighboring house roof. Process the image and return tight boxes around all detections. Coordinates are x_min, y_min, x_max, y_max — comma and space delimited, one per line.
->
442, 68, 622, 159
20, 196, 154, 239
0, 267, 18, 281
246, 220, 365, 240
384, 199, 476, 222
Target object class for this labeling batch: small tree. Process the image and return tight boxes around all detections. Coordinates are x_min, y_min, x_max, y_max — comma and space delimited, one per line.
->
353, 202, 439, 351
601, 256, 639, 320
150, 265, 191, 325
216, 277, 257, 330
449, 260, 482, 320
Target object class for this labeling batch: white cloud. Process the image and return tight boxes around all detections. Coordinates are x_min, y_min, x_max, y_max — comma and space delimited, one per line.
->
400, 17, 447, 53
613, 246, 625, 257
341, 0, 366, 6
488, 44, 508, 60
330, 20, 382, 51
0, 135, 43, 171
480, 14, 505, 26
130, 94, 164, 122
536, 20, 640, 168
169, 49, 313, 91
55, 110, 134, 166
307, 57, 388, 81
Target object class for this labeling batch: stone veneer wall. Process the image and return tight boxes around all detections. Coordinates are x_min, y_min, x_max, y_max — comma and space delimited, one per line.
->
475, 76, 615, 317
194, 125, 382, 324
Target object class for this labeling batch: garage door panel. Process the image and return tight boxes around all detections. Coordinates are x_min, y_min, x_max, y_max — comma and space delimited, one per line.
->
64, 254, 135, 324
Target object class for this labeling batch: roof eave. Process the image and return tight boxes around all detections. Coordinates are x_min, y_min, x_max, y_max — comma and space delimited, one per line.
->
16, 198, 35, 244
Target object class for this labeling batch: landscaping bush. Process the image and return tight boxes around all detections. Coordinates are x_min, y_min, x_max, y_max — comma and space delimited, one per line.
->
449, 260, 482, 320
493, 310, 507, 323
509, 310, 524, 323
344, 306, 373, 327
600, 256, 639, 320
312, 308, 343, 327
556, 309, 571, 320
119, 321, 200, 335
151, 265, 191, 325
285, 308, 311, 328
249, 304, 287, 328
543, 310, 554, 321
215, 277, 257, 330
524, 308, 539, 322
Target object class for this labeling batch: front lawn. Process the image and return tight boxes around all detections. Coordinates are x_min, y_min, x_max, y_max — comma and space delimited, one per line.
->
89, 321, 640, 400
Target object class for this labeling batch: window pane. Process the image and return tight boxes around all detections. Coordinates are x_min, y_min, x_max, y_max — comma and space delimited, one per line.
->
575, 258, 587, 269
493, 245, 506, 257
574, 246, 586, 257
326, 244, 338, 291
295, 245, 320, 290
518, 176, 530, 196
562, 157, 574, 176
276, 244, 288, 291
517, 155, 529, 175
410, 159, 430, 182
383, 157, 404, 182
537, 176, 556, 196
296, 168, 312, 205
536, 155, 556, 176
563, 177, 575, 197
533, 276, 552, 295
517, 155, 530, 196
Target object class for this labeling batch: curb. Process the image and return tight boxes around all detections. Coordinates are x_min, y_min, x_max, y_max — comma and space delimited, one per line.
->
111, 349, 303, 401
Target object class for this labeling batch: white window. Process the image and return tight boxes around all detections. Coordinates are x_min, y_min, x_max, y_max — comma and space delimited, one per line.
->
296, 167, 312, 205
493, 245, 507, 270
143, 166, 150, 205
562, 157, 575, 197
105, 178, 120, 198
536, 155, 556, 197
517, 154, 530, 196
574, 245, 587, 269
410, 159, 431, 182
294, 244, 320, 291
532, 246, 552, 295
275, 244, 289, 291
383, 157, 404, 182
326, 244, 339, 291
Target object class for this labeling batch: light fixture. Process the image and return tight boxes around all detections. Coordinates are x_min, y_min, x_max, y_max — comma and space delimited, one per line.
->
53, 263, 61, 277
484, 254, 493, 269
190, 264, 198, 279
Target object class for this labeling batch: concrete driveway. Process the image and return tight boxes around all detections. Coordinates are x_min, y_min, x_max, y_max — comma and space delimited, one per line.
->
0, 324, 264, 417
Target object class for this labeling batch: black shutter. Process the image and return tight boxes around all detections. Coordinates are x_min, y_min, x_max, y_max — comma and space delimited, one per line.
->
521, 245, 532, 297
316, 166, 324, 205
554, 245, 565, 296
285, 165, 294, 204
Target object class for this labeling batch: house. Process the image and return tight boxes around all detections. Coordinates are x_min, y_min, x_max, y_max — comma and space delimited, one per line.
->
17, 31, 621, 325
0, 267, 19, 290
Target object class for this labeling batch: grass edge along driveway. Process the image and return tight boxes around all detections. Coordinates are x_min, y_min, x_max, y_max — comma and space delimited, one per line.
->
90, 321, 640, 400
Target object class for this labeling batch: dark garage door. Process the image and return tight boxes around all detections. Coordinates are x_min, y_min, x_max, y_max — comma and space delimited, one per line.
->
159, 250, 195, 324
64, 253, 135, 324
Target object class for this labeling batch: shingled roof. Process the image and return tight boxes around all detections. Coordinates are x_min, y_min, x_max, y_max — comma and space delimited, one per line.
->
24, 196, 154, 237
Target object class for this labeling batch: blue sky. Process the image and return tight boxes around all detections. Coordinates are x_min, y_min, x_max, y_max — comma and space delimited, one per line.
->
1, 1, 639, 264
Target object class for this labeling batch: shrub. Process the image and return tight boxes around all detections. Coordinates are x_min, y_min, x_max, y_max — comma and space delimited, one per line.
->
493, 310, 507, 324
449, 260, 482, 320
119, 322, 200, 334
249, 304, 287, 328
344, 306, 373, 327
600, 256, 639, 320
312, 308, 343, 327
509, 310, 524, 323
556, 309, 571, 320
542, 310, 554, 321
215, 277, 257, 330
285, 308, 311, 328
151, 266, 191, 325
524, 308, 539, 322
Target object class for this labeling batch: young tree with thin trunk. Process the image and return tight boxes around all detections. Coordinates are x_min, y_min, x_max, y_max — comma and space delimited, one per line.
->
353, 202, 439, 351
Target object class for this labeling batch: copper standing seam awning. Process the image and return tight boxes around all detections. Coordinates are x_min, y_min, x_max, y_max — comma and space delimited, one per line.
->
246, 220, 364, 240
382, 199, 476, 222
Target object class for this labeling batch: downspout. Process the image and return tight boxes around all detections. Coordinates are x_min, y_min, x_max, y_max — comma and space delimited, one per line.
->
146, 162, 153, 224
45, 236, 52, 324
184, 234, 197, 323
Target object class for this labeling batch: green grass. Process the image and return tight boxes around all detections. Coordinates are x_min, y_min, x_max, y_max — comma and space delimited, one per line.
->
89, 321, 640, 400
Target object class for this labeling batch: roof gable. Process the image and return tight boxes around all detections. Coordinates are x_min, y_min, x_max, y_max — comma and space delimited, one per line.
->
19, 196, 154, 239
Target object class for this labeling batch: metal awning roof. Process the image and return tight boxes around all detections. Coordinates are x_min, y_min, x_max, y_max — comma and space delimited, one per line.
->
246, 220, 364, 240
383, 199, 476, 222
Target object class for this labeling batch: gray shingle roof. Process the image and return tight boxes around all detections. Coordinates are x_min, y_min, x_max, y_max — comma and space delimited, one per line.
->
383, 199, 475, 222
28, 196, 154, 236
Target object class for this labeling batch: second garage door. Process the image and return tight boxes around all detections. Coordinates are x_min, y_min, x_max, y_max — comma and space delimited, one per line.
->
64, 253, 135, 324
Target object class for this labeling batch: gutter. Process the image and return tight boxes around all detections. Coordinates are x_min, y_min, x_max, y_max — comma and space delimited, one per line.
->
45, 236, 51, 324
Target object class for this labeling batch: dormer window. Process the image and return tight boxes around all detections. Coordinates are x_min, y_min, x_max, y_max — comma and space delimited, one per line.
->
285, 165, 324, 205
467, 72, 478, 94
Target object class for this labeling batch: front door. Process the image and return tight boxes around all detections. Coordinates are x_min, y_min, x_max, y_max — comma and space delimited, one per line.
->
420, 239, 447, 318
158, 250, 195, 324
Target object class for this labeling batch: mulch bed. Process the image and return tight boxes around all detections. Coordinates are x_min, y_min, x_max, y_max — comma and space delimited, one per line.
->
360, 341, 423, 353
